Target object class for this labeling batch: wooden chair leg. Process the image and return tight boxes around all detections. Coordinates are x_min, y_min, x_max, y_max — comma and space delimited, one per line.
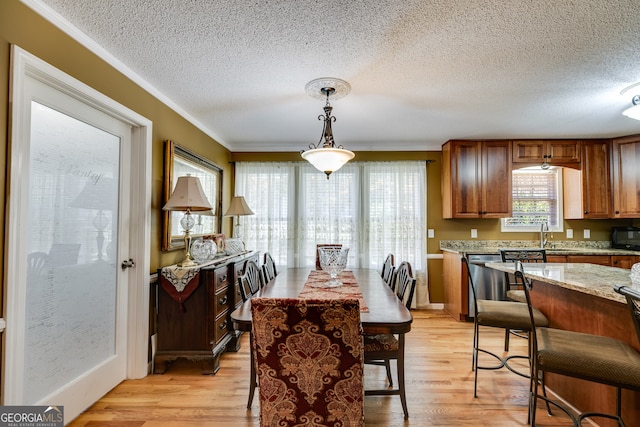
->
398, 334, 409, 419
384, 359, 393, 387
247, 333, 256, 409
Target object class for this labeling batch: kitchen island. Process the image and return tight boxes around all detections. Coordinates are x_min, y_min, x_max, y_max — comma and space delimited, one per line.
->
485, 262, 640, 427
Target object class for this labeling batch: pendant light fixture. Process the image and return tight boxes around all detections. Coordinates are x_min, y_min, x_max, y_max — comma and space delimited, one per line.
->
621, 82, 640, 120
301, 78, 355, 179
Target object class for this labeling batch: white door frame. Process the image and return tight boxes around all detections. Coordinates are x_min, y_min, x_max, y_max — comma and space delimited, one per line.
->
5, 45, 152, 403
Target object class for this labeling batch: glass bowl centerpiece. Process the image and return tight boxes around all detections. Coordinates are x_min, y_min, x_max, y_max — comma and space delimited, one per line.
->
318, 246, 350, 288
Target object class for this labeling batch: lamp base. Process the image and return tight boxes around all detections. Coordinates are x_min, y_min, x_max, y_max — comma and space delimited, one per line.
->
177, 257, 197, 268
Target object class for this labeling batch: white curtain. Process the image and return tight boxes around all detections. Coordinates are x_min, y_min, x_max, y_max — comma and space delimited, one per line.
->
235, 161, 429, 306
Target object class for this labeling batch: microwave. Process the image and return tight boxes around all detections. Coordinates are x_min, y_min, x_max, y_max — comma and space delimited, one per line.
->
611, 227, 640, 251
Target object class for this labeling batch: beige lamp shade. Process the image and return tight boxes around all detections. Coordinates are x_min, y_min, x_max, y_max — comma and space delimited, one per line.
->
163, 175, 212, 212
224, 196, 255, 216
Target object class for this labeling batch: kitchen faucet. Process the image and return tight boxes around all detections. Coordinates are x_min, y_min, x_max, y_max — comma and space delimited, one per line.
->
540, 221, 548, 248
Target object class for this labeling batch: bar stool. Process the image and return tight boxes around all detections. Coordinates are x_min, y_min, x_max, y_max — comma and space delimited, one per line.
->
462, 256, 549, 398
516, 271, 640, 426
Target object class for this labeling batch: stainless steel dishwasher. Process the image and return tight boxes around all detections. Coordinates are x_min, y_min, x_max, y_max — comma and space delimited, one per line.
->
466, 254, 506, 317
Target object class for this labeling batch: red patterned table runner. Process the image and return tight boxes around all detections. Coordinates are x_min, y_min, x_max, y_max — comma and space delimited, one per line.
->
160, 266, 201, 313
298, 270, 369, 312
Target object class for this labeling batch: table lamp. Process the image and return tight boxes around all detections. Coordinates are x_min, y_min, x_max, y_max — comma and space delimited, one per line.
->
224, 196, 254, 239
163, 175, 213, 267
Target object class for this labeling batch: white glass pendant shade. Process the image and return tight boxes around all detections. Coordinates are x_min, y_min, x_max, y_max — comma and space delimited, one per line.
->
301, 147, 355, 175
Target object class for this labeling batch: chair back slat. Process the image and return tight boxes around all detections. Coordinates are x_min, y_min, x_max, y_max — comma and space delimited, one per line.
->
461, 256, 480, 318
394, 261, 416, 309
262, 252, 277, 285
381, 253, 395, 289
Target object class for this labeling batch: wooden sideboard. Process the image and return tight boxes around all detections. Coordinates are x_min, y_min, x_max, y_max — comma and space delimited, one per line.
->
154, 251, 259, 374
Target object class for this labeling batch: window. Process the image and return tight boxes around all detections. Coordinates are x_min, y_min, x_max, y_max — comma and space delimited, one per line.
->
234, 161, 426, 272
501, 167, 563, 232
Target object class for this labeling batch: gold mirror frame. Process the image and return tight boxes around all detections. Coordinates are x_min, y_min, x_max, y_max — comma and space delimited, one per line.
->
161, 140, 223, 251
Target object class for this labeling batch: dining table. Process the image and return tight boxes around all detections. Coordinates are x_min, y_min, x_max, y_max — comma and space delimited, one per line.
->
230, 267, 413, 335
230, 267, 414, 413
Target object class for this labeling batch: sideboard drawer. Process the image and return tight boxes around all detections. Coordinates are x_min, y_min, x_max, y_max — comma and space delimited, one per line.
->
213, 312, 230, 345
214, 268, 229, 291
214, 287, 230, 315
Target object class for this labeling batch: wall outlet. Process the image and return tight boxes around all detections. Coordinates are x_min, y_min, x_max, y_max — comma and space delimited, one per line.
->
566, 229, 573, 239
428, 229, 435, 238
583, 229, 590, 239
471, 229, 478, 238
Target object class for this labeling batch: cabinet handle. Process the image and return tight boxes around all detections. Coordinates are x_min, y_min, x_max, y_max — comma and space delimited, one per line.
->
615, 210, 620, 214
218, 296, 228, 305
219, 320, 228, 330
584, 210, 588, 214
220, 275, 227, 282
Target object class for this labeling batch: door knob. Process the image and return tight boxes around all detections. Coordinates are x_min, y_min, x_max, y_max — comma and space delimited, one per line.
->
121, 259, 135, 270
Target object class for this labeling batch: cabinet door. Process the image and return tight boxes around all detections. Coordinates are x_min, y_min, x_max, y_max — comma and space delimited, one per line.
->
449, 141, 482, 218
547, 140, 580, 164
611, 137, 640, 218
512, 140, 580, 165
512, 140, 546, 163
481, 141, 512, 217
564, 141, 611, 219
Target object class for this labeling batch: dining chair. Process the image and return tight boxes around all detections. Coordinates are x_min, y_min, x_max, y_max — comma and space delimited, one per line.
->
261, 252, 277, 285
363, 261, 416, 419
315, 243, 342, 270
516, 272, 640, 426
250, 297, 364, 427
499, 248, 547, 351
238, 260, 264, 302
237, 259, 265, 408
462, 256, 548, 399
380, 253, 395, 290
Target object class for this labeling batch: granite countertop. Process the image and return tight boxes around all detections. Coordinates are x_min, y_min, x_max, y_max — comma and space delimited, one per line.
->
440, 240, 640, 257
485, 262, 635, 303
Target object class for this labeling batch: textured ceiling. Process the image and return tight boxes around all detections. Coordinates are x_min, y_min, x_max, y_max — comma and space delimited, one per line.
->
29, 0, 640, 152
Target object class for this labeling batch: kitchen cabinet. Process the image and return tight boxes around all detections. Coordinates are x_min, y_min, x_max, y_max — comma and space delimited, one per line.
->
512, 140, 580, 168
611, 135, 640, 218
154, 251, 258, 374
563, 140, 611, 219
442, 251, 467, 321
611, 256, 639, 269
442, 140, 512, 218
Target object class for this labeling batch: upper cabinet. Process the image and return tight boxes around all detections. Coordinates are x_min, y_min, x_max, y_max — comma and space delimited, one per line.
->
563, 140, 611, 219
442, 140, 512, 219
512, 140, 581, 169
611, 136, 640, 218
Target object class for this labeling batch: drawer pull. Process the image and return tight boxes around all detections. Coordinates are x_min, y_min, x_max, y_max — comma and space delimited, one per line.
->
219, 320, 228, 330
219, 296, 228, 305
220, 274, 227, 282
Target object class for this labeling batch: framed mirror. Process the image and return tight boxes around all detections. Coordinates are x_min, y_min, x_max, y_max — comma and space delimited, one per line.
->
162, 140, 223, 251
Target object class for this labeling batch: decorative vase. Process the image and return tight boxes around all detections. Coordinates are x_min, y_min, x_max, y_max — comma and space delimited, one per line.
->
190, 239, 215, 264
318, 247, 349, 288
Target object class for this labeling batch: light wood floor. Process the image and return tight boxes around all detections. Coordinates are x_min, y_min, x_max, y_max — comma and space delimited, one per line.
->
69, 310, 577, 426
